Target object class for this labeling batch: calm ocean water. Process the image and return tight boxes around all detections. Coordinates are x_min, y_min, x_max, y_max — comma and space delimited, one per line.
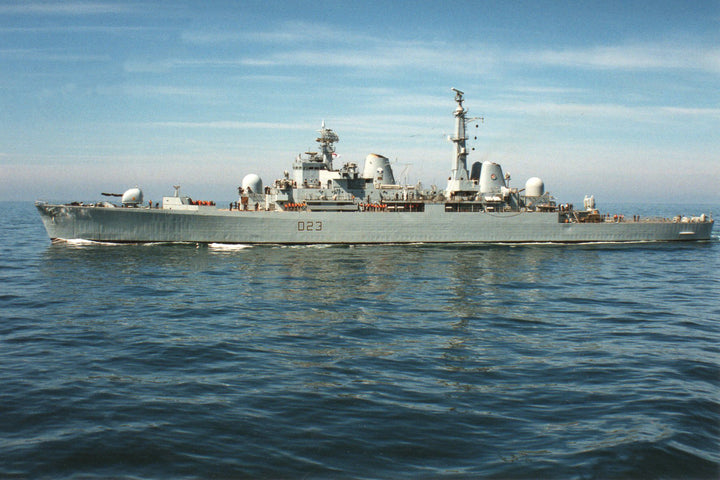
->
1, 201, 719, 479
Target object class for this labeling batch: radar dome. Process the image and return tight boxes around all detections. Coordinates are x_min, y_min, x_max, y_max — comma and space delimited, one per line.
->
121, 187, 144, 206
242, 174, 263, 194
525, 177, 544, 197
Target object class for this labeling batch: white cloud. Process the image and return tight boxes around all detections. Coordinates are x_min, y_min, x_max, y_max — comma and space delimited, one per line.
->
0, 2, 137, 15
178, 19, 720, 75
0, 25, 158, 34
98, 84, 217, 98
489, 101, 720, 120
144, 121, 306, 130
129, 34, 720, 81
660, 106, 720, 116
0, 48, 109, 62
181, 20, 367, 46
506, 86, 587, 95
518, 44, 720, 73
181, 29, 305, 45
120, 43, 495, 81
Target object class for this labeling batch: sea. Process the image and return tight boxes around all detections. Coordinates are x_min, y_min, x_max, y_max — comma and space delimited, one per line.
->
1, 201, 719, 479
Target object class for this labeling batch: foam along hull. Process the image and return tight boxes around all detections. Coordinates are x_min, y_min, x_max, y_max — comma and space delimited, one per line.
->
36, 203, 714, 244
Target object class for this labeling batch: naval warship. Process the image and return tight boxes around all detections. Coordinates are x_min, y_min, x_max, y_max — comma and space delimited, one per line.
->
36, 89, 714, 244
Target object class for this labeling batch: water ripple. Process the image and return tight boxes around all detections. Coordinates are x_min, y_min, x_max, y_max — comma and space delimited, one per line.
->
1, 202, 719, 479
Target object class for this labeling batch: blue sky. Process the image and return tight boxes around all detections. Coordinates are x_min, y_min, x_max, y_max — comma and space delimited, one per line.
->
1, 0, 718, 203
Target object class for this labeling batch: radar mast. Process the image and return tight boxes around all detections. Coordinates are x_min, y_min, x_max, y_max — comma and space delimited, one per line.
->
446, 88, 482, 197
317, 121, 339, 170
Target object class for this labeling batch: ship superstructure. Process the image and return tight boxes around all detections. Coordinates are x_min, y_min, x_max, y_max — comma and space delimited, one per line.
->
36, 89, 714, 244
233, 88, 554, 216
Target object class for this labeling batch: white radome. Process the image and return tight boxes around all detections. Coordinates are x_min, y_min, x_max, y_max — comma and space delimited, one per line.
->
242, 174, 263, 194
121, 187, 143, 205
525, 177, 544, 197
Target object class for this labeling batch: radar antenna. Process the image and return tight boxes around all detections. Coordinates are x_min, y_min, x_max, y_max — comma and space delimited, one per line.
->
316, 121, 339, 169
446, 88, 483, 197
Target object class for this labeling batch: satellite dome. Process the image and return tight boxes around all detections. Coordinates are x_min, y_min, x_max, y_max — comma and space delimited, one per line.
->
525, 177, 544, 197
242, 174, 263, 194
121, 187, 144, 206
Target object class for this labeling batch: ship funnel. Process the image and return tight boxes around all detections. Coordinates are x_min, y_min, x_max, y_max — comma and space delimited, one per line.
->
363, 154, 395, 184
470, 161, 482, 181
479, 162, 505, 194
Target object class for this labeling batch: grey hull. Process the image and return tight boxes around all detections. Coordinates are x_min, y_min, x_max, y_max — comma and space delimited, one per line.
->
36, 203, 714, 244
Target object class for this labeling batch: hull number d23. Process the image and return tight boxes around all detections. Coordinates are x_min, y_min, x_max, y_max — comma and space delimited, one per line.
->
297, 220, 323, 232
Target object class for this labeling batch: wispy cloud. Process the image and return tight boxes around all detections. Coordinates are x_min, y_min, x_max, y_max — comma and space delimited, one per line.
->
181, 29, 304, 45
261, 42, 461, 70
487, 100, 720, 121
659, 106, 720, 117
505, 86, 587, 95
0, 25, 162, 34
0, 2, 137, 15
124, 41, 489, 75
156, 20, 720, 77
518, 44, 720, 73
0, 48, 109, 62
143, 121, 305, 130
98, 84, 217, 98
181, 20, 361, 46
